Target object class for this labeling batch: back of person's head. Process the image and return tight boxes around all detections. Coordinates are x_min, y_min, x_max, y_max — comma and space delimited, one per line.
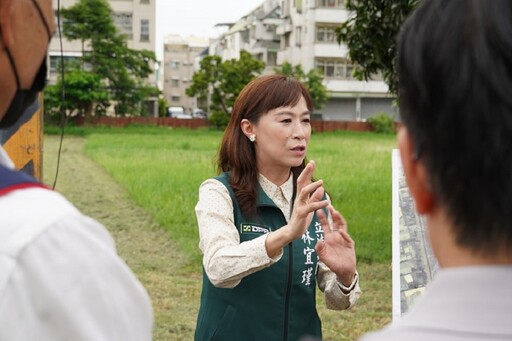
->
397, 0, 512, 255
218, 74, 313, 217
0, 0, 54, 127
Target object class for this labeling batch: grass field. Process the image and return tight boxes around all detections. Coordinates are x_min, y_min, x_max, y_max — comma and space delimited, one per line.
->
46, 125, 397, 340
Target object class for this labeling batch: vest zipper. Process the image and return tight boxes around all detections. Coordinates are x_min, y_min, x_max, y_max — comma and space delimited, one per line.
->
283, 242, 293, 341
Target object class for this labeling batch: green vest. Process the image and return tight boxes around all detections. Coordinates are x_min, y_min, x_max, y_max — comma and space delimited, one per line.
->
195, 173, 324, 341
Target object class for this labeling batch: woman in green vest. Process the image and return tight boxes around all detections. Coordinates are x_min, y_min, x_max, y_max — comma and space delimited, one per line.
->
195, 74, 361, 341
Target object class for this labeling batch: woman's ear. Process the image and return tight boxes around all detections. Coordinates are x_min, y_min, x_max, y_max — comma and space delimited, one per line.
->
240, 119, 254, 138
398, 127, 434, 214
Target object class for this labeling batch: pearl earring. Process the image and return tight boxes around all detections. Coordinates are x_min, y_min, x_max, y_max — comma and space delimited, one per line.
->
249, 134, 256, 142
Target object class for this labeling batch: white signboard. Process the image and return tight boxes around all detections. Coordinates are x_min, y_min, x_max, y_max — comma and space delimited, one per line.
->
392, 149, 439, 320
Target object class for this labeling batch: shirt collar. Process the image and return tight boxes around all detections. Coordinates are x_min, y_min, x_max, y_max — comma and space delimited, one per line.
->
258, 172, 294, 204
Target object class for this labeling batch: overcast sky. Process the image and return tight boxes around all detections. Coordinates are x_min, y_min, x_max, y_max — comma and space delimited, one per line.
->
155, 0, 264, 59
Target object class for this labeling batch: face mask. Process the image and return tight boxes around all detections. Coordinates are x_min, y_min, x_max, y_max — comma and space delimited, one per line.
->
0, 0, 52, 129
0, 59, 47, 129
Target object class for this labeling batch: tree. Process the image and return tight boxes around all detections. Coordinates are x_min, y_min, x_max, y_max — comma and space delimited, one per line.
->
61, 0, 117, 42
274, 62, 328, 110
44, 64, 110, 118
55, 0, 157, 116
336, 0, 420, 95
186, 50, 265, 116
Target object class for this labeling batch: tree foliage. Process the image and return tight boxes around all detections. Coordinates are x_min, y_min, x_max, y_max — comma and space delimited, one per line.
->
336, 0, 420, 95
274, 62, 328, 110
186, 50, 265, 115
48, 0, 158, 117
44, 69, 109, 118
61, 0, 117, 40
157, 97, 169, 117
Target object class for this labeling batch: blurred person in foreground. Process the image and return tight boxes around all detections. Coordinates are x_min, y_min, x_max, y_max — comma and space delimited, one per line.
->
0, 0, 153, 339
361, 0, 512, 340
194, 74, 361, 341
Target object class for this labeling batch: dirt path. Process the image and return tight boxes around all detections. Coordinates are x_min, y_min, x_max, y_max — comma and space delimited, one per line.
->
43, 135, 200, 341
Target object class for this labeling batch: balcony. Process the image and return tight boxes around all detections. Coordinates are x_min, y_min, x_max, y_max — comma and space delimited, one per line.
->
324, 78, 389, 95
276, 23, 293, 35
313, 8, 350, 24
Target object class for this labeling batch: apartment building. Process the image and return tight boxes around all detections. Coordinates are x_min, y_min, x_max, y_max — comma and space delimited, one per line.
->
209, 0, 395, 121
162, 35, 209, 114
212, 0, 281, 74
49, 0, 157, 114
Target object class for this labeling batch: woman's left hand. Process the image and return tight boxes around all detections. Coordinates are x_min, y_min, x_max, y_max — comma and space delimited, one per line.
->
315, 205, 357, 286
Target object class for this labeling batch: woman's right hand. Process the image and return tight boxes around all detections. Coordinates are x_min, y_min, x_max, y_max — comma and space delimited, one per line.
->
287, 160, 329, 240
265, 160, 329, 258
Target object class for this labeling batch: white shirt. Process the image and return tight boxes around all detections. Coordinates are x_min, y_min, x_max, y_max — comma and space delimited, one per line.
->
0, 146, 153, 341
361, 266, 512, 341
195, 173, 361, 310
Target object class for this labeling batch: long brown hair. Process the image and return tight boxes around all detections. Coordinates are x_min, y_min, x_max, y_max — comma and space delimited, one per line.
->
218, 74, 314, 218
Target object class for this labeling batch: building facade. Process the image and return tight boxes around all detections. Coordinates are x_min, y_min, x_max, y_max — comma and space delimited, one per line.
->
49, 0, 157, 115
214, 0, 281, 75
208, 0, 395, 121
162, 35, 210, 115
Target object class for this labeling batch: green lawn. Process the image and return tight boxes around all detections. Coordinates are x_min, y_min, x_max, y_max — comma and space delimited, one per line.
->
49, 124, 397, 339
71, 125, 396, 266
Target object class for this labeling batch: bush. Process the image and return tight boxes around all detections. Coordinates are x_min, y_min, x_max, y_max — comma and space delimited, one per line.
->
158, 97, 168, 117
368, 113, 396, 134
208, 110, 230, 130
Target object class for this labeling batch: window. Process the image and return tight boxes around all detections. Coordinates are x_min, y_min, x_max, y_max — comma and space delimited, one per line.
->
113, 12, 133, 40
325, 60, 335, 77
53, 10, 70, 36
50, 56, 59, 73
316, 25, 337, 43
267, 51, 277, 66
283, 32, 291, 48
170, 61, 180, 69
296, 0, 303, 13
140, 19, 150, 42
295, 26, 302, 47
317, 0, 344, 8
49, 55, 80, 74
140, 0, 149, 3
241, 29, 250, 43
171, 95, 180, 102
171, 79, 180, 87
316, 58, 355, 79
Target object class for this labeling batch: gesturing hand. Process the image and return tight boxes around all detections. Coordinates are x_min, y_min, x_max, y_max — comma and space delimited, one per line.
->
315, 205, 357, 286
287, 160, 329, 240
265, 160, 329, 258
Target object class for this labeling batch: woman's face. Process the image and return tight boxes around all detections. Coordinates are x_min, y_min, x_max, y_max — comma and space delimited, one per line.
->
251, 95, 311, 177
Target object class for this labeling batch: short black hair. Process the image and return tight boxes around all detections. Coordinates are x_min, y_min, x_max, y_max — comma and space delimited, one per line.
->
397, 0, 512, 255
